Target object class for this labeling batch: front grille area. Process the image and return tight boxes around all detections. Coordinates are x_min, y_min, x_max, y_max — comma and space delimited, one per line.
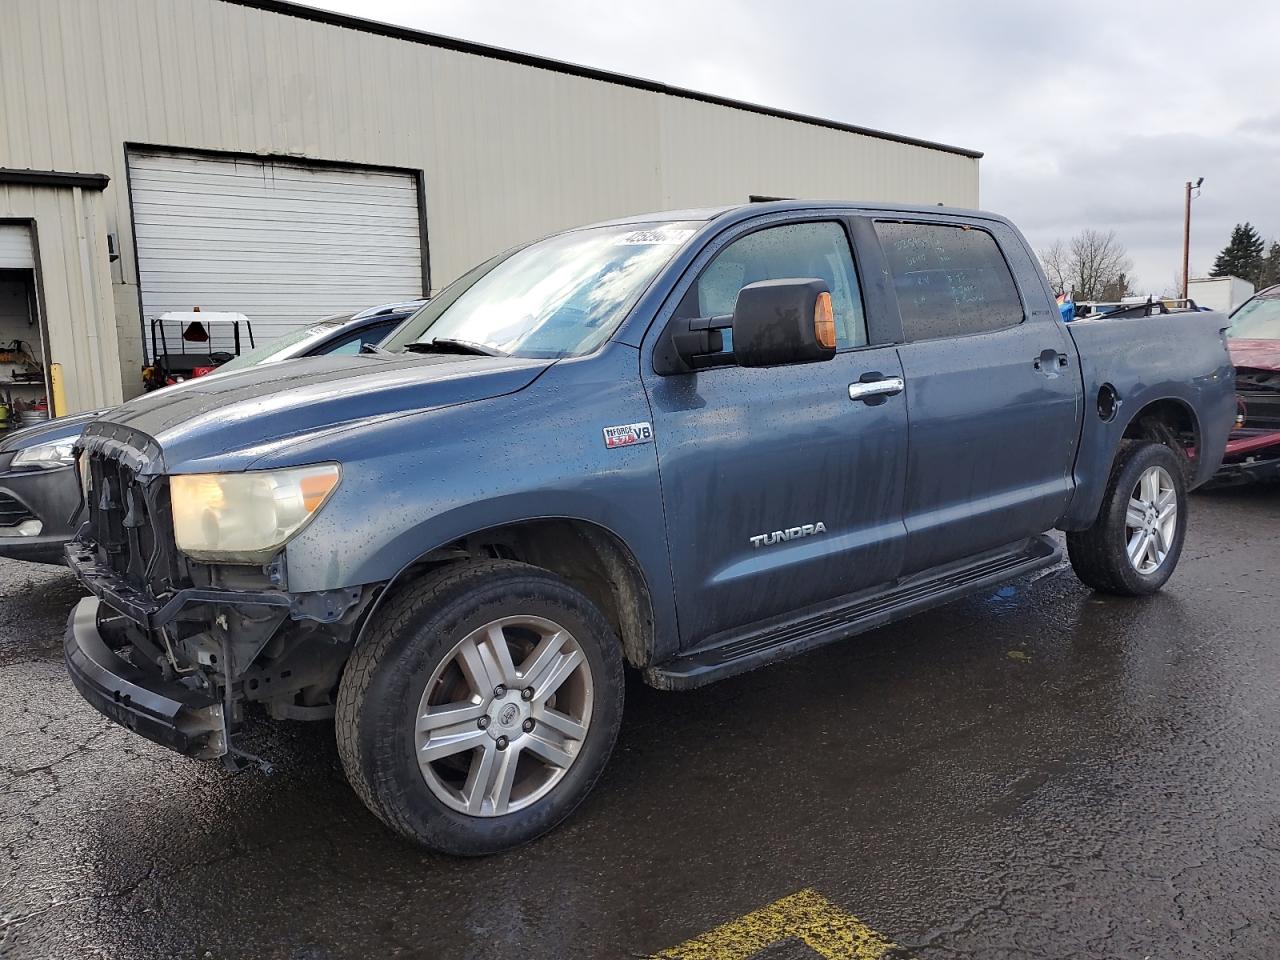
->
1237, 369, 1280, 391
1239, 391, 1280, 430
85, 451, 182, 595
1237, 369, 1280, 430
0, 492, 34, 527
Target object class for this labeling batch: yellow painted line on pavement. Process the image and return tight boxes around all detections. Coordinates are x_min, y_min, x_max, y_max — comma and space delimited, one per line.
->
653, 887, 913, 960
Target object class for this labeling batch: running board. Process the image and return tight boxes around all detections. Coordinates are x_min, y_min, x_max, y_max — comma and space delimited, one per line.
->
646, 535, 1062, 690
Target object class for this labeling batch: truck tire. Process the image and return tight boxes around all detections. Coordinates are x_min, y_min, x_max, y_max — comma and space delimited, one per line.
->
335, 560, 624, 855
1066, 441, 1188, 596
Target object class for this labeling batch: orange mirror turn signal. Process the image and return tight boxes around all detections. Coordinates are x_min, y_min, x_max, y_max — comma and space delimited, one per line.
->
814, 292, 836, 350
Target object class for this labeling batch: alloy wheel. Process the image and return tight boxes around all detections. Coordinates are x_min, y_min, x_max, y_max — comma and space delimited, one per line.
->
415, 615, 594, 816
1125, 465, 1178, 575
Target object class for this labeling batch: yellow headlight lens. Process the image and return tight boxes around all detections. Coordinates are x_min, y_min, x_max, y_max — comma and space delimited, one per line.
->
170, 463, 340, 562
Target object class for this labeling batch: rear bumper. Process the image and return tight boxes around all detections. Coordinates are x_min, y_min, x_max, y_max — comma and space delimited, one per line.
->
64, 597, 226, 758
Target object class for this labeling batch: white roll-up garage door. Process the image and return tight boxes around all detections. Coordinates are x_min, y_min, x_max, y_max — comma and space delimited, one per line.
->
127, 149, 425, 348
0, 223, 35, 269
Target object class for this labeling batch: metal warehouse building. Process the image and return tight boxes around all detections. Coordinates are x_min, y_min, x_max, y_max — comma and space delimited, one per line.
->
0, 0, 981, 415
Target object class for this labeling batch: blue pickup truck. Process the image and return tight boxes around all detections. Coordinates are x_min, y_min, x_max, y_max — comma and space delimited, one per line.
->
63, 201, 1234, 855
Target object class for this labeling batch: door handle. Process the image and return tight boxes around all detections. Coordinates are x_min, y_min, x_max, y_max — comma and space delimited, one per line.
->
848, 375, 905, 403
1034, 349, 1069, 373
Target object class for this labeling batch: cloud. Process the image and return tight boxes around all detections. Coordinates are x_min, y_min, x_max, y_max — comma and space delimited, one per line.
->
308, 0, 1280, 292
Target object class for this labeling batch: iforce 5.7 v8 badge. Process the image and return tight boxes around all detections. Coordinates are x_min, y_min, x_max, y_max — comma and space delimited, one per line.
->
602, 422, 654, 449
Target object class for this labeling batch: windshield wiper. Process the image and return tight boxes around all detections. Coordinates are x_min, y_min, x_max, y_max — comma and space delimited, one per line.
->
359, 342, 398, 357
404, 338, 508, 357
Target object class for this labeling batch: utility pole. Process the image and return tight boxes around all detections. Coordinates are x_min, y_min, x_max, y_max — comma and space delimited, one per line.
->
1182, 177, 1203, 300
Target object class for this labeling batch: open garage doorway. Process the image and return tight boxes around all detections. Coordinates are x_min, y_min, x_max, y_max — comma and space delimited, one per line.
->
0, 223, 54, 430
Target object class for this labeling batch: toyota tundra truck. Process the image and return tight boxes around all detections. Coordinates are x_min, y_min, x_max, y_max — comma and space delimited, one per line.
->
63, 201, 1235, 855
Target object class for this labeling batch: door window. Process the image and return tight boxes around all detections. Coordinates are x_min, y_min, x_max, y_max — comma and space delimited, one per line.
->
875, 221, 1024, 341
677, 221, 868, 348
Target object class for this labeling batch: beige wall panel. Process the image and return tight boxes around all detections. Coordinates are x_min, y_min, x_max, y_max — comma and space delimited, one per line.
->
655, 98, 979, 209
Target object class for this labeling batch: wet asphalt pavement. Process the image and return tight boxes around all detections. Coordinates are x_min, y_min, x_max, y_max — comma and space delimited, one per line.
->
2, 486, 1279, 959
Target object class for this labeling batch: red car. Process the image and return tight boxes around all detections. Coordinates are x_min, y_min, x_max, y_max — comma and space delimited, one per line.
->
1216, 284, 1280, 484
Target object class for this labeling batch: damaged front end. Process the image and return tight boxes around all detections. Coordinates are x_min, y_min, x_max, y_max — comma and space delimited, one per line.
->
1212, 366, 1280, 486
64, 424, 376, 767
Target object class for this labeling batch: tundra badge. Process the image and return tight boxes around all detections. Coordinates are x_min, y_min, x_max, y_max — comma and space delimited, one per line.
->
603, 422, 654, 449
750, 522, 827, 549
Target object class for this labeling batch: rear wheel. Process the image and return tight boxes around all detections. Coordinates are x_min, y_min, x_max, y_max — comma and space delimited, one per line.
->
1066, 441, 1188, 596
336, 560, 624, 855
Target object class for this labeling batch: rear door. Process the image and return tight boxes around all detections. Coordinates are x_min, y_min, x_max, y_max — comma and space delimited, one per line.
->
874, 218, 1081, 573
642, 216, 909, 647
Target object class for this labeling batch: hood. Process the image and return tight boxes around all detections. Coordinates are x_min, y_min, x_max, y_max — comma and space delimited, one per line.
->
86, 352, 551, 473
1229, 338, 1280, 373
0, 408, 109, 453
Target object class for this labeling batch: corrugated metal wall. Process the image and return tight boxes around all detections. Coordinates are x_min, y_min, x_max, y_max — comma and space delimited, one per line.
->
0, 0, 979, 404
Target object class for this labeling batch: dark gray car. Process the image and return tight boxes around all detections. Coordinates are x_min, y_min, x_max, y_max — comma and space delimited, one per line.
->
60, 201, 1233, 855
0, 301, 422, 563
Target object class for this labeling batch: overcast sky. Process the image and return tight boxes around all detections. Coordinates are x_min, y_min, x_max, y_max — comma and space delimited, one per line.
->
310, 0, 1280, 295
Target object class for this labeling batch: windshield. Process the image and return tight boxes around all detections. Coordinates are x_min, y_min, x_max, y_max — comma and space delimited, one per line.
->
1228, 297, 1280, 340
383, 221, 699, 359
215, 320, 345, 373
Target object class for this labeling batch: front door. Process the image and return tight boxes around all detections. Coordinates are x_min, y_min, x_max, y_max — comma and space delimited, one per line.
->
642, 218, 909, 648
873, 218, 1082, 574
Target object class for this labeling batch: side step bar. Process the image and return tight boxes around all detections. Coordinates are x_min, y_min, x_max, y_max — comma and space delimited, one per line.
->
646, 535, 1062, 690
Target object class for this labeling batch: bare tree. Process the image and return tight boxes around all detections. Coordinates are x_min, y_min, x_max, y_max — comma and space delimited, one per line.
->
1038, 239, 1071, 295
1069, 229, 1135, 300
1039, 229, 1136, 300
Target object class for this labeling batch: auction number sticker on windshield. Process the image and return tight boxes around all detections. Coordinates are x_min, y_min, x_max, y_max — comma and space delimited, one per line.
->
615, 228, 696, 245
603, 422, 654, 448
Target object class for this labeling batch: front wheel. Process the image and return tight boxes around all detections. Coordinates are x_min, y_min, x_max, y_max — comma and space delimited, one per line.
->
1066, 441, 1188, 596
336, 560, 624, 855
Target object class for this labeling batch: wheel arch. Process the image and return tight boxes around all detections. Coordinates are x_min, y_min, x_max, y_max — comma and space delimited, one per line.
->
1062, 389, 1206, 531
1119, 395, 1201, 460
355, 517, 657, 670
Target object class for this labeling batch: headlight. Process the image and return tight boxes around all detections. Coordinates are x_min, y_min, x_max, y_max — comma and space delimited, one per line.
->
170, 463, 341, 563
11, 439, 77, 469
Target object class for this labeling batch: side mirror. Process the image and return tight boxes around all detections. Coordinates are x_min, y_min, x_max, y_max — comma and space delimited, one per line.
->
731, 278, 837, 368
651, 277, 837, 375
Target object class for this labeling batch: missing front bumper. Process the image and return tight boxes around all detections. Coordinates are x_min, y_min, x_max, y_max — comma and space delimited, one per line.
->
64, 597, 227, 758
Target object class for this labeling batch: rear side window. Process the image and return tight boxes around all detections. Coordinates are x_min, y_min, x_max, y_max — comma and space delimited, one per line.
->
678, 221, 868, 349
875, 221, 1024, 341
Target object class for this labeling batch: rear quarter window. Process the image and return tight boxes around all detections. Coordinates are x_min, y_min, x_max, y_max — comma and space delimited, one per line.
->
875, 221, 1024, 341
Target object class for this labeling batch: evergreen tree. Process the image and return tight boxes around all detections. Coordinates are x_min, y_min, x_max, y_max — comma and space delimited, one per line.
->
1258, 241, 1280, 290
1211, 223, 1265, 284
